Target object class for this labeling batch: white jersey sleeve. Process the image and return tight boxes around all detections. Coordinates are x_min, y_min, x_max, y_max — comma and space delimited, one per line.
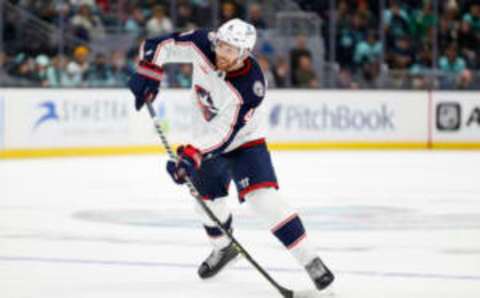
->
139, 30, 215, 66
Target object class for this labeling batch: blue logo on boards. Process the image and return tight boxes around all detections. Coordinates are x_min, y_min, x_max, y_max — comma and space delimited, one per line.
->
269, 104, 282, 128
34, 101, 59, 129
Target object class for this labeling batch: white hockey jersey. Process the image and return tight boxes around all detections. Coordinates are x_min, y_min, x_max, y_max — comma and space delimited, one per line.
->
139, 29, 266, 158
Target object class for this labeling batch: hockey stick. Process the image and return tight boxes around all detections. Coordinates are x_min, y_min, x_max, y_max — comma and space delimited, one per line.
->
145, 102, 295, 298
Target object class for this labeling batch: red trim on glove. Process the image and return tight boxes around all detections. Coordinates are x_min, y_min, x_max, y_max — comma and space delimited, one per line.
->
183, 145, 202, 169
137, 60, 164, 81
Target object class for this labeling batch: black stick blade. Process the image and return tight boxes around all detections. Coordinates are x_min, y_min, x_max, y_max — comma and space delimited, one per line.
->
280, 287, 294, 298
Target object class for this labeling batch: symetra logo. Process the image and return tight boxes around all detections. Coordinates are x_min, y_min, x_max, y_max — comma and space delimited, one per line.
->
34, 101, 60, 129
269, 103, 395, 131
32, 99, 129, 136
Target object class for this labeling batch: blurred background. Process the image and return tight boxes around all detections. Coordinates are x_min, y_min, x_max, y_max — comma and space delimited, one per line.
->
1, 0, 480, 90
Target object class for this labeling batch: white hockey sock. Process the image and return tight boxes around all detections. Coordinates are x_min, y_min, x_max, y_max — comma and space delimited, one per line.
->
244, 188, 317, 267
288, 236, 318, 267
194, 197, 232, 250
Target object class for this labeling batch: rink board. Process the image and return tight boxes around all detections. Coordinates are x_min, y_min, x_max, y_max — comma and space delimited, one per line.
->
0, 96, 4, 150
0, 89, 479, 158
431, 91, 480, 146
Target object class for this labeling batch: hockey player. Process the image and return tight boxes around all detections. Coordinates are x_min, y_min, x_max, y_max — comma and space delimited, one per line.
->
128, 18, 334, 291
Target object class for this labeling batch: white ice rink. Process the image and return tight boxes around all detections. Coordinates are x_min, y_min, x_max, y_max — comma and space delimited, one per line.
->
1, 151, 480, 298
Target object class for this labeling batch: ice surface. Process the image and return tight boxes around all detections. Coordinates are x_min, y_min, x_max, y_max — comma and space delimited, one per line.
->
1, 151, 480, 298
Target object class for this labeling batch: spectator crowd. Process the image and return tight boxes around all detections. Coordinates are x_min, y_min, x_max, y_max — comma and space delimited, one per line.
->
297, 0, 480, 89
1, 0, 480, 89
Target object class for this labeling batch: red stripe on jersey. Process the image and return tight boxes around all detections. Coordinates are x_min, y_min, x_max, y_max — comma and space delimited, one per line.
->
239, 181, 279, 200
239, 138, 266, 150
137, 63, 164, 81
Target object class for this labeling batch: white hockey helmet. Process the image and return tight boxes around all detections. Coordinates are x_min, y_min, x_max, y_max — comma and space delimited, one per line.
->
215, 18, 257, 56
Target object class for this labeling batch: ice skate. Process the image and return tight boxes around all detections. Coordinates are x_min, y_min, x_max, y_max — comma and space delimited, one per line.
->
198, 241, 240, 279
305, 257, 335, 291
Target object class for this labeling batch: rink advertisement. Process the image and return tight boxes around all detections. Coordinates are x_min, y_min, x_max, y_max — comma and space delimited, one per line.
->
1, 89, 479, 158
0, 89, 192, 157
0, 96, 4, 150
432, 91, 480, 148
265, 90, 429, 149
2, 89, 130, 149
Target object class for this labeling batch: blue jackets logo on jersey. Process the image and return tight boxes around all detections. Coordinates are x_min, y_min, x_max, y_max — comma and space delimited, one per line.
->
195, 84, 218, 121
34, 101, 60, 129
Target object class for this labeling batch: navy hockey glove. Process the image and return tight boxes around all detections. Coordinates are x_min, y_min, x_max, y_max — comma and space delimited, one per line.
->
128, 60, 163, 111
166, 145, 202, 185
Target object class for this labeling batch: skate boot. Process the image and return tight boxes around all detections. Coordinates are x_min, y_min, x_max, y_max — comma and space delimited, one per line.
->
305, 257, 335, 290
198, 241, 240, 279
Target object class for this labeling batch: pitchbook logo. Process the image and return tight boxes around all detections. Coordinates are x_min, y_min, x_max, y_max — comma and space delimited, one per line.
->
436, 102, 461, 131
269, 103, 395, 131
